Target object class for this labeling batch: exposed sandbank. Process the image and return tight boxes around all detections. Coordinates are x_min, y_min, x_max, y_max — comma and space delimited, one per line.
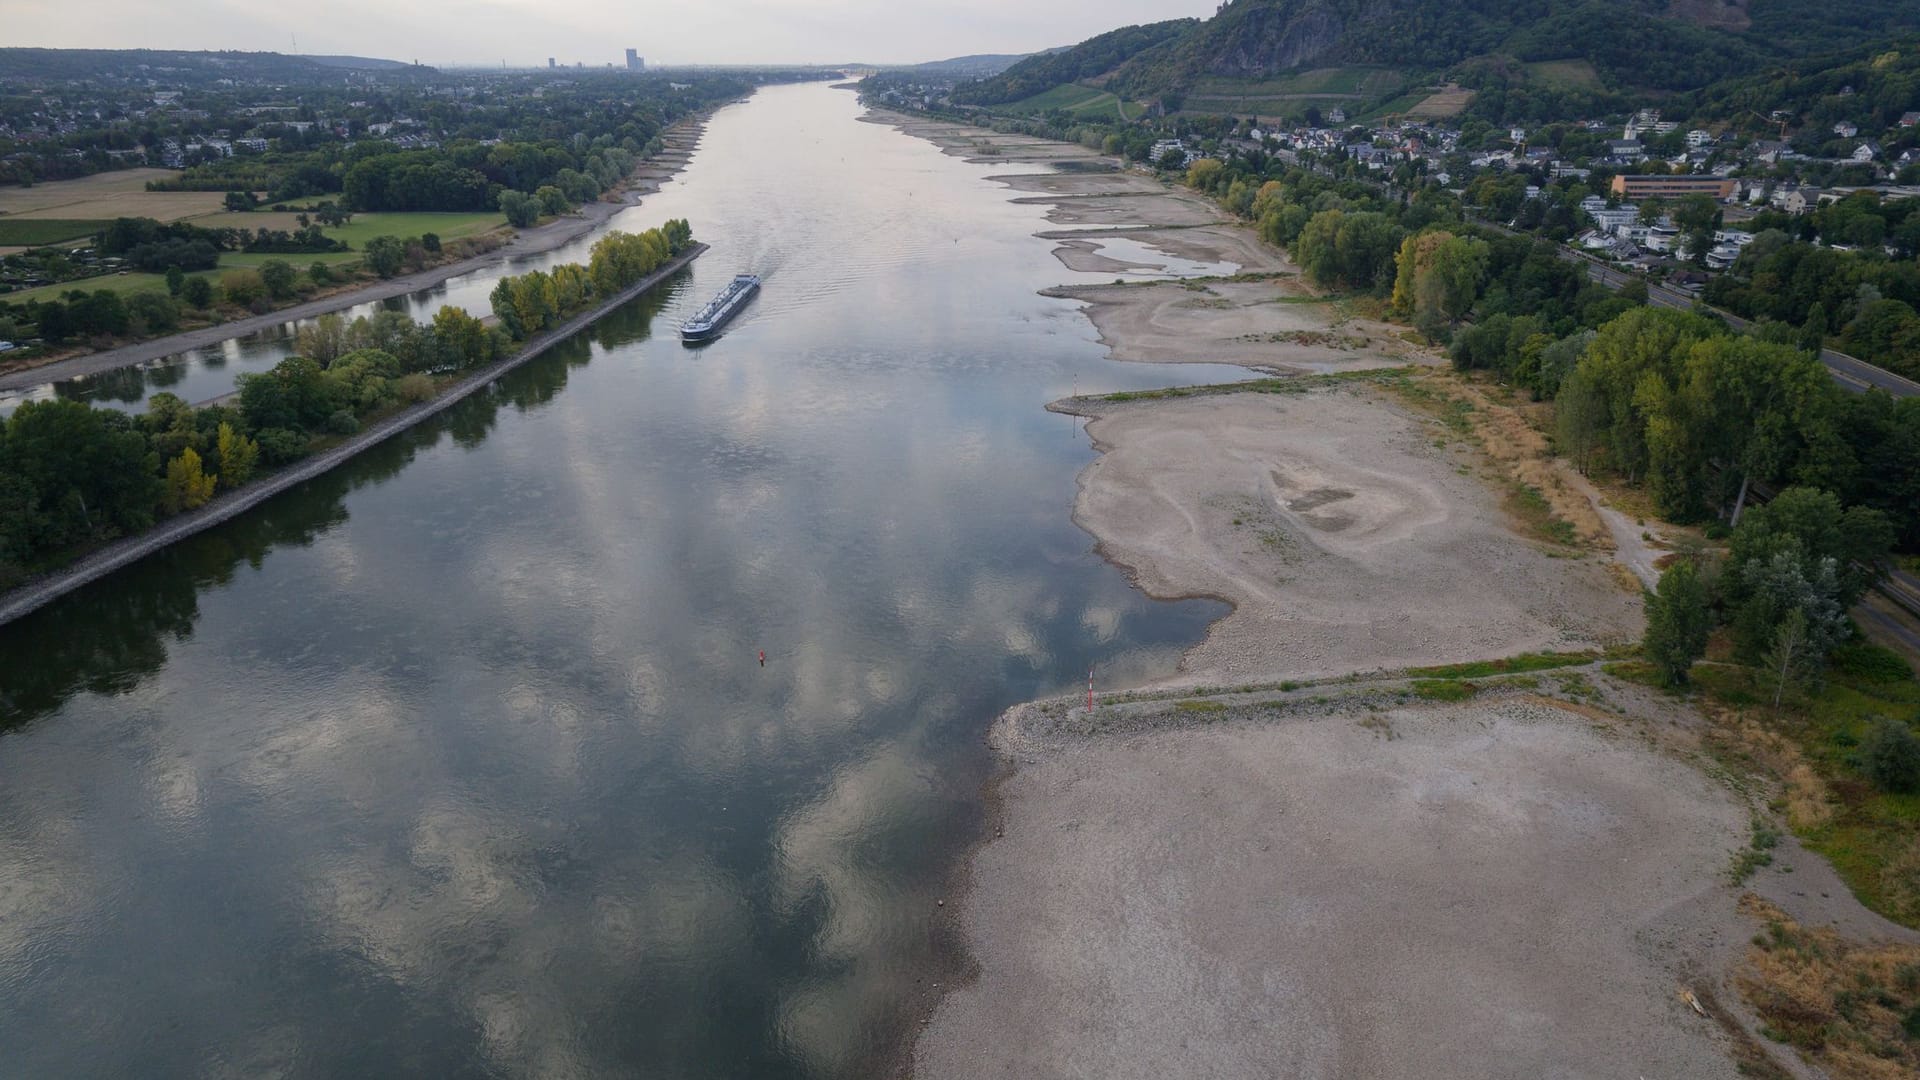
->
917, 692, 1754, 1080
1055, 388, 1641, 684
1044, 280, 1421, 373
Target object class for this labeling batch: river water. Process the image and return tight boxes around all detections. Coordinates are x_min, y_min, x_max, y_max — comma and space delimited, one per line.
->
0, 83, 1242, 1077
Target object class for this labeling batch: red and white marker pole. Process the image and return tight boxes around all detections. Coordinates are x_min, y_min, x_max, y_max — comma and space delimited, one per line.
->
1087, 667, 1094, 712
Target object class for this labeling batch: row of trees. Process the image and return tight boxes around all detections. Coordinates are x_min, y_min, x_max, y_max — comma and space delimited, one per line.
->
488, 220, 692, 340
0, 306, 509, 587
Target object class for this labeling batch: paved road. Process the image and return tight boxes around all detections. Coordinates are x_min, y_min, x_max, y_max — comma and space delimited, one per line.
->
1558, 248, 1920, 397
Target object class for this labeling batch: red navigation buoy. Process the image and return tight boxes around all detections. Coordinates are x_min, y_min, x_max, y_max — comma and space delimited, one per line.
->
758, 650, 766, 667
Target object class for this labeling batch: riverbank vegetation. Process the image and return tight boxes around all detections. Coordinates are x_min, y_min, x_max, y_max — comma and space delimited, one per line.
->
0, 223, 692, 591
489, 219, 691, 340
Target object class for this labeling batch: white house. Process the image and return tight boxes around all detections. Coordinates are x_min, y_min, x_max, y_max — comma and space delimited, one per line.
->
1833, 121, 1859, 138
1686, 129, 1713, 148
1852, 141, 1882, 162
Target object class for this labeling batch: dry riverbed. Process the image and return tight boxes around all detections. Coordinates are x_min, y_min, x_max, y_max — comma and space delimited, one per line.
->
865, 101, 1911, 1079
1057, 387, 1640, 683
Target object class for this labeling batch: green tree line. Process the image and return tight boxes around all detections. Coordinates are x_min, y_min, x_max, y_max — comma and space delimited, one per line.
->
488, 220, 692, 340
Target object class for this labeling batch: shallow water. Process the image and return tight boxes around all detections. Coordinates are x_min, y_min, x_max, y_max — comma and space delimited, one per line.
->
0, 83, 1245, 1077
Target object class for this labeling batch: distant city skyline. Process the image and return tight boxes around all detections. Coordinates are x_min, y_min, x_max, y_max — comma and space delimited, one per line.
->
3, 0, 1221, 68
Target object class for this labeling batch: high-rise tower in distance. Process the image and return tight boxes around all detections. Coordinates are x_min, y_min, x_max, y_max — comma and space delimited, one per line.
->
625, 49, 644, 71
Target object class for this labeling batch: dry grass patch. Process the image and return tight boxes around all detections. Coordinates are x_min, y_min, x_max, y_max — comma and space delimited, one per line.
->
1391, 372, 1608, 549
1706, 703, 1837, 832
1408, 84, 1474, 119
1737, 895, 1920, 1078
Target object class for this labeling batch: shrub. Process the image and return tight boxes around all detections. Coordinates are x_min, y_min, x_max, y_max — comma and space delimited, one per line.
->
181, 275, 213, 308
308, 261, 333, 285
396, 373, 436, 403
1861, 717, 1920, 794
325, 409, 360, 435
259, 260, 297, 300
219, 269, 267, 307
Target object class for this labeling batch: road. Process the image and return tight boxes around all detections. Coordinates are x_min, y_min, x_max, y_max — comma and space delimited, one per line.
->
1470, 215, 1920, 398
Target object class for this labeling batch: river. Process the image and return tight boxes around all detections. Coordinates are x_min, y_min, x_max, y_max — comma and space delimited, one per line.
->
0, 82, 1243, 1077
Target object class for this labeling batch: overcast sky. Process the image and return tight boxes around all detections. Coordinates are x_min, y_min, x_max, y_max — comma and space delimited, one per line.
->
6, 0, 1223, 68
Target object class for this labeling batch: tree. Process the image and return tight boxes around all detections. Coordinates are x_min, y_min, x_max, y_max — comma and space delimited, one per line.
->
1735, 549, 1850, 675
164, 265, 185, 296
163, 447, 216, 514
498, 189, 540, 228
1393, 230, 1489, 336
181, 275, 213, 309
1727, 486, 1893, 611
1644, 560, 1713, 686
1765, 607, 1813, 707
294, 313, 348, 367
259, 259, 297, 300
535, 185, 570, 216
309, 261, 333, 285
214, 423, 258, 489
362, 235, 406, 278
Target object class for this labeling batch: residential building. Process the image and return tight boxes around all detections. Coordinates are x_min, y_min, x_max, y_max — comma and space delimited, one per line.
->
1608, 175, 1736, 200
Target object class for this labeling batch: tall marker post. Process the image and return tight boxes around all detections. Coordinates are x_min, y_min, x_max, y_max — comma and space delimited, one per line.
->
1087, 667, 1094, 712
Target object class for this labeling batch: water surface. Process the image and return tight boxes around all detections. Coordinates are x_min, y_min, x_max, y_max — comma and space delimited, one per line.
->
0, 83, 1240, 1077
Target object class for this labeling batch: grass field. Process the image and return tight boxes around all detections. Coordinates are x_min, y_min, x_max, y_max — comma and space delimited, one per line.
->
1525, 59, 1603, 91
0, 219, 109, 247
4, 270, 207, 305
1407, 84, 1476, 119
1183, 67, 1408, 116
0, 170, 227, 224
1010, 83, 1146, 122
1358, 91, 1433, 122
195, 209, 505, 248
220, 250, 364, 269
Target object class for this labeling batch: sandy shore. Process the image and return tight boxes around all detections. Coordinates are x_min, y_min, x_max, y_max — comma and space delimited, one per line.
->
919, 691, 1755, 1079
1042, 281, 1421, 373
0, 119, 711, 393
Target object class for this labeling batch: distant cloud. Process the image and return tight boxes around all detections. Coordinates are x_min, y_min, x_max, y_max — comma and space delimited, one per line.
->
7, 0, 1220, 67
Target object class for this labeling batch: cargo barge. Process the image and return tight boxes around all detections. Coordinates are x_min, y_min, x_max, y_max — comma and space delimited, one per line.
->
680, 274, 760, 342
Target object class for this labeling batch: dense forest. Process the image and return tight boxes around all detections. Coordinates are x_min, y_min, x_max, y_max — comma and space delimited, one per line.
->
950, 20, 1197, 106
956, 0, 1920, 108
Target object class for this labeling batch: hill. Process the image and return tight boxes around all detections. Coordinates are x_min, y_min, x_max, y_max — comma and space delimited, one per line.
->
958, 0, 1920, 111
0, 48, 430, 84
890, 53, 1041, 79
951, 19, 1198, 105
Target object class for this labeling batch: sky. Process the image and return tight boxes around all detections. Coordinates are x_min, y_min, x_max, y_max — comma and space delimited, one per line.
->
5, 0, 1224, 68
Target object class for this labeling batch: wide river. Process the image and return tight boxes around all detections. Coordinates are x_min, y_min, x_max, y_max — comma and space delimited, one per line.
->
0, 82, 1240, 1077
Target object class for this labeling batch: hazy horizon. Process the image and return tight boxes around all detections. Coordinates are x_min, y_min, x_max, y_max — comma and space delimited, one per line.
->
3, 0, 1221, 69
